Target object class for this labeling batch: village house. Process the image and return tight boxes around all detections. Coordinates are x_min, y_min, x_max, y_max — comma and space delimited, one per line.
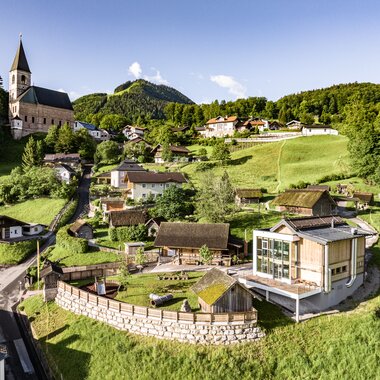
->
154, 222, 242, 266
353, 192, 375, 209
202, 116, 240, 138
99, 197, 126, 220
43, 153, 81, 169
108, 209, 146, 228
307, 184, 330, 191
69, 219, 94, 239
241, 215, 372, 320
95, 171, 111, 185
272, 189, 336, 216
269, 121, 283, 130
235, 189, 263, 206
145, 217, 166, 237
192, 268, 256, 313
152, 145, 191, 163
54, 164, 77, 184
124, 171, 187, 200
73, 121, 110, 141
9, 38, 74, 139
122, 125, 145, 140
110, 159, 146, 188
302, 124, 339, 136
0, 215, 44, 242
286, 120, 302, 130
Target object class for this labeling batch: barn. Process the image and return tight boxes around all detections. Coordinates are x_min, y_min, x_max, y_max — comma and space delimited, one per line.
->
192, 268, 255, 313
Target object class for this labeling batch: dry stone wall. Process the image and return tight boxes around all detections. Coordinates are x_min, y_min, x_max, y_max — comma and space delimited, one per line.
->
55, 282, 264, 345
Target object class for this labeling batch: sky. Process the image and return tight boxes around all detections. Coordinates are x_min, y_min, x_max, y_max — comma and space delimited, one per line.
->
1, 0, 380, 104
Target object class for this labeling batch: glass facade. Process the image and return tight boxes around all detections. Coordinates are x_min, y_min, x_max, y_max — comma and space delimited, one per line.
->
256, 237, 290, 280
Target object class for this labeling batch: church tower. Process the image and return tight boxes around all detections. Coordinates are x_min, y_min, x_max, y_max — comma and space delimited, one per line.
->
9, 36, 31, 102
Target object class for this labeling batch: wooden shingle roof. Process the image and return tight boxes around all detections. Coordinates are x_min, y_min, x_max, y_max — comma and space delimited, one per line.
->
154, 222, 230, 250
353, 192, 374, 204
272, 189, 334, 208
109, 210, 146, 227
69, 219, 92, 234
236, 189, 263, 199
191, 268, 237, 305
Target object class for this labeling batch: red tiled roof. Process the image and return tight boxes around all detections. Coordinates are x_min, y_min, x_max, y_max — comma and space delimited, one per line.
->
206, 116, 238, 124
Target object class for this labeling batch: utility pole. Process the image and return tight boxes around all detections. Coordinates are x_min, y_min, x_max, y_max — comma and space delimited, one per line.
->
37, 239, 40, 290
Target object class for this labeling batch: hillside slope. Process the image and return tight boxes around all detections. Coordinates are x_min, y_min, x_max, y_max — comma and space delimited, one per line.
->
73, 79, 193, 122
182, 136, 349, 192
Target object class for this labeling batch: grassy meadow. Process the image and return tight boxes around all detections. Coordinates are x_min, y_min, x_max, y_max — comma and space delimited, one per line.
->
0, 198, 67, 225
182, 136, 349, 192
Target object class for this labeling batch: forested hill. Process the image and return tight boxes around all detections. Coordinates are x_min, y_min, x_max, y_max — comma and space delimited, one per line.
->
73, 79, 193, 123
0, 88, 8, 125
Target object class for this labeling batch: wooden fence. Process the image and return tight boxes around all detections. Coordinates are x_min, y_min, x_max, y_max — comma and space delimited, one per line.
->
58, 281, 257, 324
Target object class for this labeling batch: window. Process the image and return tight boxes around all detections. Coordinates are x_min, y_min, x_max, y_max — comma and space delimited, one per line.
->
152, 184, 155, 188
142, 193, 146, 198
51, 119, 54, 125
59, 121, 62, 127
342, 266, 347, 273
43, 118, 46, 124
21, 74, 26, 84
142, 184, 146, 188
25, 116, 27, 122
12, 75, 15, 84
32, 117, 35, 123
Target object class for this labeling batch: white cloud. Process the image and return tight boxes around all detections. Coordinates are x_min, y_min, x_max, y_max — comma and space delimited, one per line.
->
210, 74, 246, 99
128, 61, 142, 79
144, 68, 169, 85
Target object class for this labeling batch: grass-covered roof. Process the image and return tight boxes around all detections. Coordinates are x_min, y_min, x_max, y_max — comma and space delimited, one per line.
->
272, 189, 330, 208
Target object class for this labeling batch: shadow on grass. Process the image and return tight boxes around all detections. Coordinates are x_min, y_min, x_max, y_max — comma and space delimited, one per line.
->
228, 155, 253, 166
253, 298, 294, 332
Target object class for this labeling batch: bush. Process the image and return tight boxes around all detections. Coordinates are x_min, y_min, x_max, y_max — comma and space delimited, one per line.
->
196, 162, 216, 172
108, 224, 147, 242
56, 225, 88, 254
0, 240, 37, 265
56, 198, 78, 230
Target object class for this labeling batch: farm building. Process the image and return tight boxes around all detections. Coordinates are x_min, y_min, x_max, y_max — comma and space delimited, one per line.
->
243, 215, 373, 320
69, 219, 94, 239
272, 189, 336, 216
307, 184, 330, 191
353, 192, 374, 208
108, 209, 147, 228
154, 222, 242, 266
301, 124, 339, 136
192, 268, 255, 313
0, 215, 45, 242
235, 189, 263, 206
152, 145, 191, 163
145, 217, 166, 237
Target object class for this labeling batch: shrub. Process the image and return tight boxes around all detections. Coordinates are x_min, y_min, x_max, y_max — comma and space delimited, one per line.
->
196, 162, 216, 172
56, 225, 88, 254
108, 224, 147, 242
56, 198, 78, 230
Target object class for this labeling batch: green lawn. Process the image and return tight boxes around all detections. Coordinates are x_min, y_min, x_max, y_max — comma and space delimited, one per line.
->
114, 272, 204, 311
186, 144, 213, 157
182, 136, 349, 192
20, 281, 380, 380
0, 198, 67, 225
46, 246, 120, 267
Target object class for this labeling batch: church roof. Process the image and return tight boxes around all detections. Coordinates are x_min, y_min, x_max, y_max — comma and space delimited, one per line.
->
18, 86, 73, 111
10, 40, 31, 73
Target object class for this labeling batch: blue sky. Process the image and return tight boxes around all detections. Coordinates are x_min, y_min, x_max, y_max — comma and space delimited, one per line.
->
1, 0, 380, 103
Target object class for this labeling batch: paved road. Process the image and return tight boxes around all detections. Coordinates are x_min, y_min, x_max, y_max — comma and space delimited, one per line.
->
0, 164, 92, 379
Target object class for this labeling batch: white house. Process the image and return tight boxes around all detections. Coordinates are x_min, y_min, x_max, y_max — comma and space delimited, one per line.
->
203, 116, 240, 138
152, 145, 191, 163
302, 125, 339, 136
54, 164, 77, 184
110, 159, 147, 188
124, 171, 187, 200
0, 215, 44, 241
74, 121, 110, 141
286, 120, 302, 130
122, 125, 145, 140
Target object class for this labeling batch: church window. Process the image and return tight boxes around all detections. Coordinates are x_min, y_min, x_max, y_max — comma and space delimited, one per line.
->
51, 119, 54, 125
43, 118, 46, 124
21, 75, 26, 84
59, 121, 62, 127
25, 116, 28, 122
32, 117, 35, 123
12, 75, 15, 84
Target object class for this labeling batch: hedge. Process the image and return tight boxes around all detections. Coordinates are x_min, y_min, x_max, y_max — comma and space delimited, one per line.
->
0, 240, 37, 265
56, 225, 88, 254
56, 198, 79, 230
109, 224, 147, 242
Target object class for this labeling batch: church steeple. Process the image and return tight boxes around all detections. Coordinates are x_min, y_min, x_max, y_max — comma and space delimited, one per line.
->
10, 35, 31, 73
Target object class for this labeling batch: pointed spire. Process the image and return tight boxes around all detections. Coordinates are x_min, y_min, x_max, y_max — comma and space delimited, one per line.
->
10, 36, 31, 73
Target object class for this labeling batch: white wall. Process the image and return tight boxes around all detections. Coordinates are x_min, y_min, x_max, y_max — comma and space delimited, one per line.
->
129, 182, 182, 200
302, 128, 339, 136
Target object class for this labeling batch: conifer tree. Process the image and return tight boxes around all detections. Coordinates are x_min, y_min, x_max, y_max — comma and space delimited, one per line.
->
22, 136, 38, 169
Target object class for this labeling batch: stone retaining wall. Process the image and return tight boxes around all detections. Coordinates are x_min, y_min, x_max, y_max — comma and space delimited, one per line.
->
55, 282, 264, 345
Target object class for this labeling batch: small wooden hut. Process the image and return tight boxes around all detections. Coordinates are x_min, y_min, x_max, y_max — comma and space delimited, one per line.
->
192, 268, 255, 313
69, 219, 94, 239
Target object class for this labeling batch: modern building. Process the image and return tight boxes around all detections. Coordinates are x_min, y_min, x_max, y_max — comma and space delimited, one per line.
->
0, 215, 44, 242
242, 215, 372, 320
9, 38, 74, 139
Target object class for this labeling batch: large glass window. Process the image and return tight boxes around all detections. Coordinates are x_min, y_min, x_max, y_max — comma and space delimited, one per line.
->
256, 237, 290, 279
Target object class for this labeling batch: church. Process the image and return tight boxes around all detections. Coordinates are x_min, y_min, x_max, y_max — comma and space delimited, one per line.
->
8, 38, 74, 139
